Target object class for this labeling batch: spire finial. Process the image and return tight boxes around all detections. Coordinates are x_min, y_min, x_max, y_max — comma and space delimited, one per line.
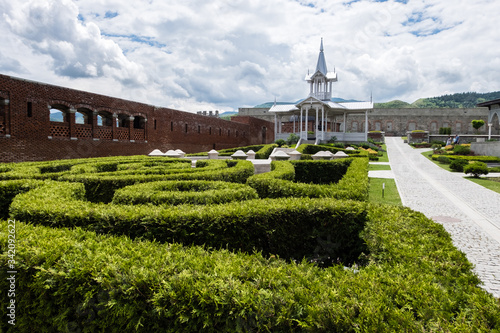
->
320, 37, 324, 52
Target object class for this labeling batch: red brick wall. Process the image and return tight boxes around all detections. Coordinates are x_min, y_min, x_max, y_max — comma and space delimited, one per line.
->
0, 74, 275, 162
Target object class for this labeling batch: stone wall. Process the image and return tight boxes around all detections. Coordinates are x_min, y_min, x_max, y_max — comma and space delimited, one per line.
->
238, 106, 496, 137
470, 141, 500, 158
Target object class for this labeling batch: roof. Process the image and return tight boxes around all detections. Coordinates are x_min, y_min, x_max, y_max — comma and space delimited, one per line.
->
477, 99, 500, 108
316, 38, 328, 75
268, 98, 373, 113
269, 104, 299, 112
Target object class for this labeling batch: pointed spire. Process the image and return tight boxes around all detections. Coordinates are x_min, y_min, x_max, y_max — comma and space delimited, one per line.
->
315, 38, 328, 75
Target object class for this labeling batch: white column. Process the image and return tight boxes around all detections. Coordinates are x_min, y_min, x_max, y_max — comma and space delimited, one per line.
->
293, 115, 296, 134
321, 107, 325, 140
300, 107, 303, 138
488, 123, 493, 140
305, 107, 309, 139
365, 110, 369, 141
274, 113, 277, 140
315, 106, 319, 140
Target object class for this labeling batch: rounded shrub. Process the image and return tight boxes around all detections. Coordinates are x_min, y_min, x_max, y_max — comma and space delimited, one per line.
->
437, 155, 451, 164
449, 159, 469, 172
464, 162, 489, 178
453, 145, 471, 155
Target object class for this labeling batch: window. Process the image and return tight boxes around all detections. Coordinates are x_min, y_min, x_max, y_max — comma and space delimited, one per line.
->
50, 108, 66, 122
185, 124, 188, 133
171, 121, 173, 131
133, 116, 145, 129
27, 102, 32, 117
198, 125, 201, 133
97, 112, 112, 126
75, 110, 91, 125
154, 119, 157, 130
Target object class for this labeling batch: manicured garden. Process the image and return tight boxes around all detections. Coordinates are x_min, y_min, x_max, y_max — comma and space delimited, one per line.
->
1, 152, 499, 331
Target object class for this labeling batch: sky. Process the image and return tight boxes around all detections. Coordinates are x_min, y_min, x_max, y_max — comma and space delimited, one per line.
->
1, 0, 500, 113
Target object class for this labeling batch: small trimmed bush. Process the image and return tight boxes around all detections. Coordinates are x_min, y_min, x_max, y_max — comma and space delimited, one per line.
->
437, 155, 451, 164
464, 162, 489, 178
449, 159, 469, 172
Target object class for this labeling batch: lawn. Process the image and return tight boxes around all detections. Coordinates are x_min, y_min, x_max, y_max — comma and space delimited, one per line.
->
465, 177, 500, 194
368, 163, 391, 171
368, 177, 402, 206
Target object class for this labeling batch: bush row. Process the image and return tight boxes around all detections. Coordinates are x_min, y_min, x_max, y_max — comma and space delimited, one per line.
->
246, 158, 369, 201
60, 160, 254, 202
0, 155, 189, 180
432, 154, 500, 163
2, 203, 499, 332
9, 181, 367, 266
112, 180, 259, 206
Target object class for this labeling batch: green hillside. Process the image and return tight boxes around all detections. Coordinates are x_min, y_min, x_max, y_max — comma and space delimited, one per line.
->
375, 91, 500, 109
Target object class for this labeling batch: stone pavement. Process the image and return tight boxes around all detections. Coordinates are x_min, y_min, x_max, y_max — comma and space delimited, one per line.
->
384, 136, 500, 299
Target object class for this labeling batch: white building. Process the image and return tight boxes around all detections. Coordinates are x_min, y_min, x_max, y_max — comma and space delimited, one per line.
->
269, 39, 373, 144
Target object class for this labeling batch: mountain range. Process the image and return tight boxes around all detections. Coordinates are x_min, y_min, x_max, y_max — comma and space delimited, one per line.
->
374, 91, 500, 109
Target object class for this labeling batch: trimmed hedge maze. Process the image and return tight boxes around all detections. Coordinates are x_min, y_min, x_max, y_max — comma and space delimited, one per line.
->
1, 154, 499, 331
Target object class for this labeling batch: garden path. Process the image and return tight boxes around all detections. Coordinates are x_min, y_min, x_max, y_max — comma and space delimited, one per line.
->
386, 136, 500, 298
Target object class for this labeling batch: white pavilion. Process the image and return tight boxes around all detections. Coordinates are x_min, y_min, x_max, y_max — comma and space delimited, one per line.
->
269, 39, 373, 144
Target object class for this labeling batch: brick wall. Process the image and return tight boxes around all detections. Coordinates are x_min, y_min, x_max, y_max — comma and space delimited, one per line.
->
0, 74, 275, 162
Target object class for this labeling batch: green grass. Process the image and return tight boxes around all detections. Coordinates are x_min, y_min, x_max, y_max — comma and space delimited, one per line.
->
368, 177, 402, 206
465, 177, 500, 195
368, 163, 391, 171
376, 144, 389, 162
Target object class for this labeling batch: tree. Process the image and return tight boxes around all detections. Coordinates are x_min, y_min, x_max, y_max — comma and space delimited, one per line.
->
471, 120, 485, 133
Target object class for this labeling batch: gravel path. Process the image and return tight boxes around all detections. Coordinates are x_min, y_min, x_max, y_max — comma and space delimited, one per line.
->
385, 136, 500, 298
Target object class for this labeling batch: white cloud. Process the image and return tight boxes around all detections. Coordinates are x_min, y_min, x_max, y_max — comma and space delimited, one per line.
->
1, 0, 500, 111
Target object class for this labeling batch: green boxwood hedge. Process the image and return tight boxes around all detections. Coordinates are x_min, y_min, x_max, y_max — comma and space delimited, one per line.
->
112, 180, 259, 206
10, 181, 367, 265
1, 204, 499, 331
247, 158, 369, 201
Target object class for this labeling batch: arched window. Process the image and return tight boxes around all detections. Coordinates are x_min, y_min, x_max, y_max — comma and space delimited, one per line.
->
97, 112, 113, 126
49, 105, 68, 122
133, 116, 146, 129
117, 114, 130, 128
76, 108, 92, 125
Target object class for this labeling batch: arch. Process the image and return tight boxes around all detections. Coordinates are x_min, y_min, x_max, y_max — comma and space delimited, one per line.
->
76, 108, 92, 125
133, 115, 146, 129
116, 113, 130, 128
489, 110, 500, 125
49, 104, 69, 123
491, 113, 500, 135
97, 111, 113, 127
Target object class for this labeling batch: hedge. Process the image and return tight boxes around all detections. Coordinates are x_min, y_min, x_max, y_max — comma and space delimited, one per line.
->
247, 158, 369, 201
59, 160, 254, 203
255, 144, 278, 159
290, 159, 351, 184
431, 154, 500, 163
1, 204, 499, 331
112, 180, 259, 206
9, 181, 367, 265
0, 179, 46, 219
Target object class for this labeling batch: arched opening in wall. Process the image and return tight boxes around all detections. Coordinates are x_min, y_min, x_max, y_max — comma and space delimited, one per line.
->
455, 122, 462, 134
97, 111, 113, 127
209, 127, 212, 135
117, 114, 130, 128
492, 113, 500, 135
133, 116, 146, 129
198, 125, 201, 134
374, 122, 381, 131
49, 105, 69, 138
261, 127, 267, 144
75, 108, 93, 139
408, 122, 416, 131
49, 105, 68, 123
115, 113, 130, 140
76, 108, 92, 125
133, 116, 146, 141
96, 111, 113, 140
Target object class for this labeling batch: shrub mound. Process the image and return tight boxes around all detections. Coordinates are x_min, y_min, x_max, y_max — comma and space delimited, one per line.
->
112, 180, 259, 205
